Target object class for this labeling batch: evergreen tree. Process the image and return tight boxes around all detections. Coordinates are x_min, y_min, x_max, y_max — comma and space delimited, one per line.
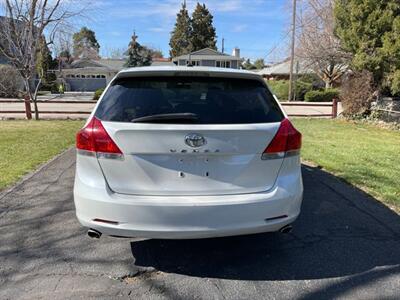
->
169, 1, 192, 57
253, 58, 265, 70
36, 37, 57, 83
73, 27, 100, 58
125, 32, 152, 67
190, 3, 217, 51
242, 59, 256, 70
335, 0, 400, 95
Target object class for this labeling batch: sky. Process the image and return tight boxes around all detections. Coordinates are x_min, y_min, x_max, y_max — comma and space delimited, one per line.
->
86, 0, 290, 62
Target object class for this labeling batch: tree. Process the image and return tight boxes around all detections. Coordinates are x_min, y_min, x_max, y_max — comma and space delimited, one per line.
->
102, 47, 126, 59
169, 1, 192, 57
296, 0, 350, 89
190, 3, 217, 51
147, 48, 164, 59
0, 65, 21, 98
73, 27, 100, 59
253, 58, 265, 70
335, 0, 400, 95
242, 59, 256, 70
36, 38, 57, 84
0, 0, 86, 120
125, 32, 152, 67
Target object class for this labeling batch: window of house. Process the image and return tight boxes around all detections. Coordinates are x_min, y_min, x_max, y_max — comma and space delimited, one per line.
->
216, 61, 231, 68
186, 60, 200, 66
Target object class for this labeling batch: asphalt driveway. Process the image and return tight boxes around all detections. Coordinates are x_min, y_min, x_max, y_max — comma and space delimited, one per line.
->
0, 149, 399, 299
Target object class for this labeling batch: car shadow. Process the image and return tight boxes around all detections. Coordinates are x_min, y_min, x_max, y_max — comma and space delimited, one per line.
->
130, 164, 400, 281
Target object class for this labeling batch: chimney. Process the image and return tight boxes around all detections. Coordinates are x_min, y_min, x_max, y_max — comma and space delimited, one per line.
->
232, 47, 240, 58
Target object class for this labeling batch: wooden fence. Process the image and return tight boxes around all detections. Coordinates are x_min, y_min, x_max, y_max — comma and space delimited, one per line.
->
280, 99, 339, 118
0, 99, 340, 119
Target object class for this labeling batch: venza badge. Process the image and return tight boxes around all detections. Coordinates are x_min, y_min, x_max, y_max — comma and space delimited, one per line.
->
185, 133, 206, 148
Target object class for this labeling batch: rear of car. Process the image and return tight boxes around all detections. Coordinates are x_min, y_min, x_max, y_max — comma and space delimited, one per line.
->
73, 67, 303, 239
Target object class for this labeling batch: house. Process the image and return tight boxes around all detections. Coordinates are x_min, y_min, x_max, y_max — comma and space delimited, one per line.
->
58, 47, 243, 91
57, 58, 126, 91
258, 58, 315, 80
58, 57, 178, 91
172, 47, 242, 69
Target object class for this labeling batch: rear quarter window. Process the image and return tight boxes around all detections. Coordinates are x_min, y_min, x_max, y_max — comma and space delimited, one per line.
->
95, 76, 284, 124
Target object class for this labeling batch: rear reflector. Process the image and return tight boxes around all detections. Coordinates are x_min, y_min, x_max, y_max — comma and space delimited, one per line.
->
76, 117, 123, 159
262, 118, 301, 160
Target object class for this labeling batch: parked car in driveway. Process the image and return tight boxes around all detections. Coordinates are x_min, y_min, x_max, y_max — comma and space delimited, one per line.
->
73, 66, 303, 239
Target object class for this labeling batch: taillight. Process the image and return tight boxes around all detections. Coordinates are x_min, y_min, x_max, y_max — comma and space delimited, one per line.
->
76, 117, 123, 159
262, 118, 301, 160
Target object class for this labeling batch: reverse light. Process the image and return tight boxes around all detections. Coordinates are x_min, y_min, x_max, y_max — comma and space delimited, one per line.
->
76, 117, 123, 159
262, 118, 302, 160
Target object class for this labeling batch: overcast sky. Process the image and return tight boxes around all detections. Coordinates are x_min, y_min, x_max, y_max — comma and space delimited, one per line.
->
87, 0, 289, 62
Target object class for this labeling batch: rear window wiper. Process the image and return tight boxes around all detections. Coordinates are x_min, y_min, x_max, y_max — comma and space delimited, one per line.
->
131, 113, 199, 123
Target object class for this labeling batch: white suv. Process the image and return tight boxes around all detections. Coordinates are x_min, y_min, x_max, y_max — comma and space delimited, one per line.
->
73, 66, 303, 239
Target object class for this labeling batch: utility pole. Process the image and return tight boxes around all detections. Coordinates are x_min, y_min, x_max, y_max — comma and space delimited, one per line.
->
288, 0, 297, 102
222, 38, 225, 53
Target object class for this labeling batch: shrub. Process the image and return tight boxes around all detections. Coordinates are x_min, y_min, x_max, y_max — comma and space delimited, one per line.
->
93, 88, 105, 100
295, 81, 313, 101
267, 80, 313, 101
340, 70, 375, 117
40, 82, 55, 91
304, 89, 339, 102
51, 83, 61, 94
0, 65, 21, 98
267, 80, 289, 101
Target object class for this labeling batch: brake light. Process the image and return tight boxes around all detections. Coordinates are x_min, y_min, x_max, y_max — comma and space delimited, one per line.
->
262, 118, 301, 160
76, 117, 123, 159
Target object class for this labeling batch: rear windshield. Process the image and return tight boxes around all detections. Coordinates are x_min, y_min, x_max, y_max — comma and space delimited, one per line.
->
95, 76, 284, 124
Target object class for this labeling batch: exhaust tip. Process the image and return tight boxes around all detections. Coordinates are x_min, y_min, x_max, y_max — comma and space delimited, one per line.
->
279, 225, 293, 234
88, 228, 102, 239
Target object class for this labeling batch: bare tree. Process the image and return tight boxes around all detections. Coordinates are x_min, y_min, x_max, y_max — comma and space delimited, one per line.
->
296, 0, 350, 88
0, 0, 87, 119
101, 46, 126, 59
52, 29, 74, 59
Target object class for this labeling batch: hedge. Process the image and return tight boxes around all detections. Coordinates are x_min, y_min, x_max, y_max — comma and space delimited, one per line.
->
93, 88, 105, 100
267, 80, 313, 101
304, 88, 339, 102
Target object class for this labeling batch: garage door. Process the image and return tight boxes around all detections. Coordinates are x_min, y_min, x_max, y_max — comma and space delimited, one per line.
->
67, 78, 107, 91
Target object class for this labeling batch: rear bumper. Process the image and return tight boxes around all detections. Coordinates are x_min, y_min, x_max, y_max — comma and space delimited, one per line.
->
73, 155, 303, 239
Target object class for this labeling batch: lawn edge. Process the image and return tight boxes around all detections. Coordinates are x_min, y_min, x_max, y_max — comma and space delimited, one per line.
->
0, 146, 75, 201
302, 159, 400, 214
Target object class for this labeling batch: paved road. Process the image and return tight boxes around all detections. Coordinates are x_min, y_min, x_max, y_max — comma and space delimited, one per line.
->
0, 149, 399, 299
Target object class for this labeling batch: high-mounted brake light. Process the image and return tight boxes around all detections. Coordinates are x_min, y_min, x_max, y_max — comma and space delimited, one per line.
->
76, 117, 123, 159
262, 118, 302, 160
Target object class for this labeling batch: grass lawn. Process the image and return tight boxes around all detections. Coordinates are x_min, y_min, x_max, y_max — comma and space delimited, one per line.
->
293, 118, 400, 211
0, 120, 84, 191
